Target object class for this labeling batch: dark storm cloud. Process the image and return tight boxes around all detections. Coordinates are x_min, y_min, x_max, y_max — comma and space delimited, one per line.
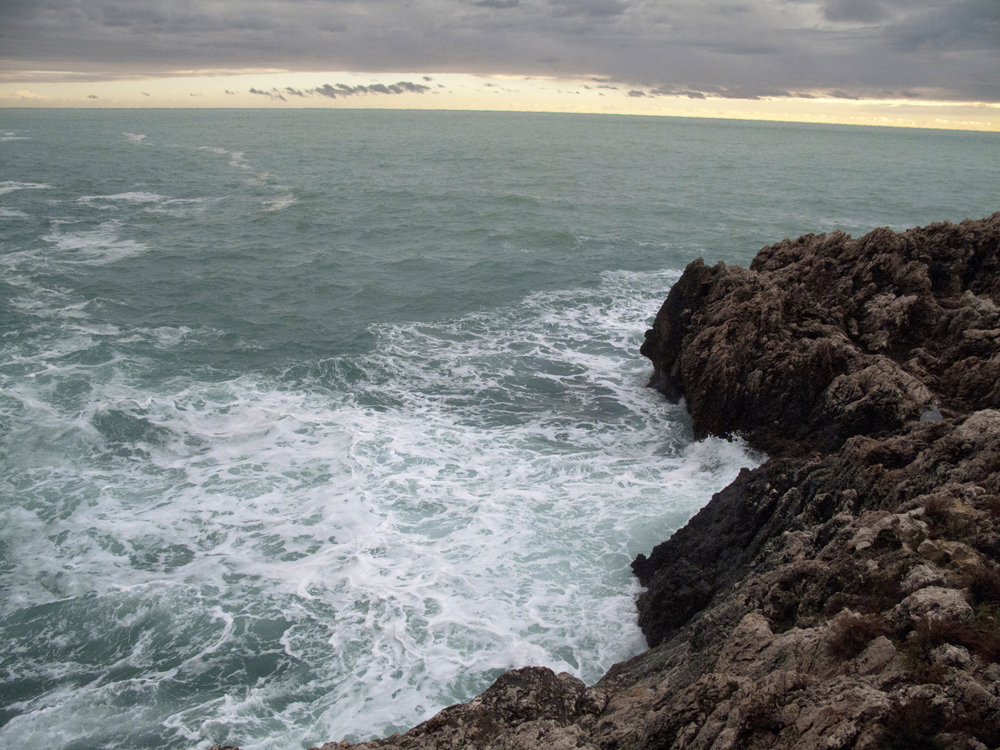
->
889, 0, 1000, 53
1, 0, 998, 101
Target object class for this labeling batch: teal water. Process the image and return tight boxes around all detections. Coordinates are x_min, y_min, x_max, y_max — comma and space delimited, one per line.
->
1, 110, 997, 750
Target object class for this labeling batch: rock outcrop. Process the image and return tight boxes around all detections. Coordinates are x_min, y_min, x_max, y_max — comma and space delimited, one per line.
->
219, 214, 1000, 750
640, 213, 1000, 455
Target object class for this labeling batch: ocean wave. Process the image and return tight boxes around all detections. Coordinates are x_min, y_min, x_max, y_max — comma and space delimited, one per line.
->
0, 262, 762, 747
78, 192, 166, 205
0, 181, 51, 196
41, 221, 148, 265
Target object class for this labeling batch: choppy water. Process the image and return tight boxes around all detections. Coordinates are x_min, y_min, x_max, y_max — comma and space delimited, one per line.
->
1, 110, 997, 750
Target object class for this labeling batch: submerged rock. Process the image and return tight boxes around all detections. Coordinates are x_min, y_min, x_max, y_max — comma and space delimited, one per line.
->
297, 213, 1000, 750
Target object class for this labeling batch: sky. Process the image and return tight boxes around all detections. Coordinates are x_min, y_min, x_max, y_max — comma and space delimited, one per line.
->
1, 0, 999, 129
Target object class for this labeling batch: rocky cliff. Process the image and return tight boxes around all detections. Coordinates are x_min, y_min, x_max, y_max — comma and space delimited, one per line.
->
217, 212, 1000, 750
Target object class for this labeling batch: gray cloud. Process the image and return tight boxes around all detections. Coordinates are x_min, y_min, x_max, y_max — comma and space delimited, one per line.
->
249, 87, 286, 101
1, 0, 997, 101
549, 0, 626, 18
889, 0, 1000, 53
308, 81, 431, 99
822, 0, 887, 23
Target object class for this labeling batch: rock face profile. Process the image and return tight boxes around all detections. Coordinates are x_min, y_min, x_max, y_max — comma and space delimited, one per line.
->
222, 214, 1000, 750
640, 214, 1000, 455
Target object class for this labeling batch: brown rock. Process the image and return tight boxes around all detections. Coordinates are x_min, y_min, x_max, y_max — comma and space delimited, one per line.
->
641, 212, 1000, 454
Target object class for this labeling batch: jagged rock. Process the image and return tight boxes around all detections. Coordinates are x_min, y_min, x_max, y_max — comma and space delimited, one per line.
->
641, 212, 1000, 454
890, 586, 975, 627
854, 636, 897, 676
850, 509, 928, 552
932, 644, 973, 669
902, 563, 946, 593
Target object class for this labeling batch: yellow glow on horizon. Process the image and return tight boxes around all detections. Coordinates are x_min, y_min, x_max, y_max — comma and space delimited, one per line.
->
1, 70, 999, 132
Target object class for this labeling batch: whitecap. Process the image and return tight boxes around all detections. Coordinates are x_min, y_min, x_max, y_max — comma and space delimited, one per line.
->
41, 221, 147, 265
228, 151, 251, 170
143, 196, 221, 218
78, 192, 165, 205
0, 181, 51, 196
262, 195, 296, 212
122, 132, 147, 143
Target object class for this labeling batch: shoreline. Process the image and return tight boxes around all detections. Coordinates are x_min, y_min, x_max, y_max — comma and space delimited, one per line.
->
223, 212, 1000, 750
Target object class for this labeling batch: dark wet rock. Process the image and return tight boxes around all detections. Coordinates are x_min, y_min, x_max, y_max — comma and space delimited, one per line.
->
277, 214, 1000, 750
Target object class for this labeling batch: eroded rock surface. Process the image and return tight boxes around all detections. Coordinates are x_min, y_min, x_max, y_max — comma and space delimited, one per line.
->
262, 215, 1000, 750
640, 213, 1000, 454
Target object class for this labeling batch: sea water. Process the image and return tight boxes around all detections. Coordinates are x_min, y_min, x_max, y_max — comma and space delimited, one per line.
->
1, 109, 997, 750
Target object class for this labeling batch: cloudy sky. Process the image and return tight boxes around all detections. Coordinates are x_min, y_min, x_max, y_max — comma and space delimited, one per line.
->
1, 0, 999, 127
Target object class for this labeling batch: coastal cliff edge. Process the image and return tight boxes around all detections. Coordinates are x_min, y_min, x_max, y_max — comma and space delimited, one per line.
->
221, 212, 1000, 750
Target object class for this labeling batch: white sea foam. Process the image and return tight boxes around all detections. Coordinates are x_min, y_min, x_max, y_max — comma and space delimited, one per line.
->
0, 267, 762, 749
262, 195, 296, 212
40, 221, 148, 265
0, 180, 51, 195
143, 196, 220, 217
228, 151, 251, 170
123, 132, 147, 143
0, 208, 29, 219
78, 192, 165, 205
196, 144, 287, 211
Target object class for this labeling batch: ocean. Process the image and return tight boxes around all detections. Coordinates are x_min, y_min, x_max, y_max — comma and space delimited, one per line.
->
1, 109, 997, 750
